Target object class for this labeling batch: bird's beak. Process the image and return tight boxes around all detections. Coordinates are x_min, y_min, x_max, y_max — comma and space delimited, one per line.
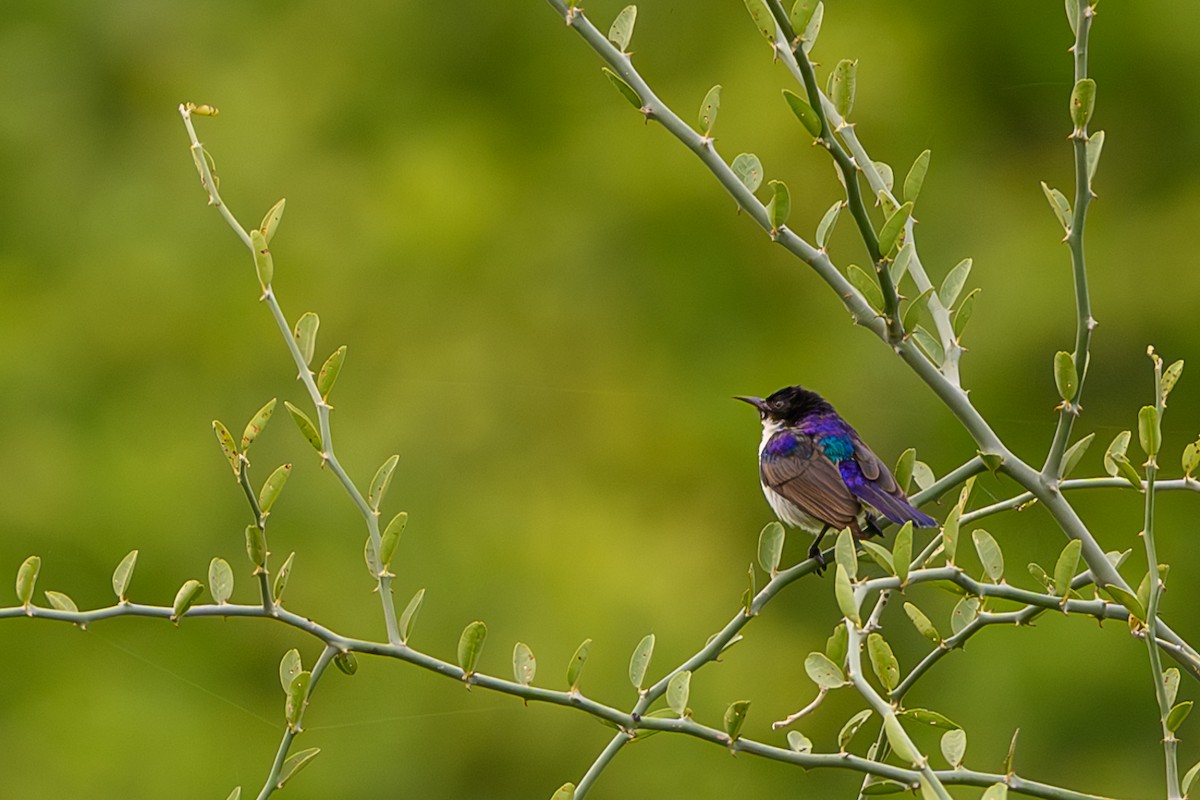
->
734, 395, 767, 412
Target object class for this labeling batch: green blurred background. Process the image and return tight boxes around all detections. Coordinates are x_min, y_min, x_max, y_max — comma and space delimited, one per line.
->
1, 1, 1198, 797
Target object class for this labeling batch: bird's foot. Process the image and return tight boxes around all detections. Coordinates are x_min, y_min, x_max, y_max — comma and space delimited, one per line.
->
807, 542, 828, 575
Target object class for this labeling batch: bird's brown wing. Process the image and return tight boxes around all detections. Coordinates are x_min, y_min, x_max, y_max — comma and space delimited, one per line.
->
761, 433, 860, 529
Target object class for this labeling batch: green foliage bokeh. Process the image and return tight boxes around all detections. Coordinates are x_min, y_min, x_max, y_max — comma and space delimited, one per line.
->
0, 1, 1199, 797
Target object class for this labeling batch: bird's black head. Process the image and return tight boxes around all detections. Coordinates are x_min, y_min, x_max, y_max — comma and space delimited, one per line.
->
735, 385, 832, 424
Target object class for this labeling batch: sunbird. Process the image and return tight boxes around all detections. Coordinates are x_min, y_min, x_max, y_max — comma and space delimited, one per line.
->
737, 385, 937, 571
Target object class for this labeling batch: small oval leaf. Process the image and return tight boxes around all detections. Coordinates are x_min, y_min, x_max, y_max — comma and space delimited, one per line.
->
458, 620, 488, 675
731, 153, 764, 193
723, 700, 751, 740
867, 632, 900, 692
838, 709, 873, 751
334, 651, 358, 676
941, 727, 966, 768
241, 398, 277, 452
260, 198, 286, 244
209, 557, 234, 604
608, 5, 637, 52
293, 312, 320, 366
283, 401, 322, 454
766, 180, 791, 233
782, 89, 822, 137
112, 549, 138, 602
787, 730, 813, 754
835, 564, 861, 625
1053, 540, 1082, 596
972, 529, 1004, 582
1054, 351, 1079, 403
212, 420, 240, 475
250, 228, 274, 288
44, 590, 78, 613
276, 747, 319, 789
666, 670, 691, 716
950, 596, 980, 634
878, 201, 913, 256
1168, 701, 1193, 734
513, 642, 537, 687
245, 524, 266, 568
629, 633, 655, 690
938, 258, 972, 308
258, 463, 293, 514
698, 84, 721, 136
828, 59, 857, 119
368, 454, 400, 512
316, 346, 347, 400
904, 602, 941, 644
567, 638, 592, 690
1139, 405, 1161, 458
602, 68, 642, 109
399, 588, 425, 643
894, 521, 913, 584
904, 149, 931, 204
805, 651, 846, 689
172, 579, 204, 622
279, 649, 303, 693
285, 671, 311, 727
272, 552, 295, 604
758, 521, 785, 575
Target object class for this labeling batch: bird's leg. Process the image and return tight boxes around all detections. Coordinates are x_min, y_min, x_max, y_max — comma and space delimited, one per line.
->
808, 525, 831, 575
861, 515, 884, 540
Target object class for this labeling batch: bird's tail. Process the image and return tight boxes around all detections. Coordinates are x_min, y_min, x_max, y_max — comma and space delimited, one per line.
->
852, 481, 938, 528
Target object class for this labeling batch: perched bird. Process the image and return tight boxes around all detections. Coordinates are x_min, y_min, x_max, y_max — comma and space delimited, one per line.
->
737, 385, 937, 570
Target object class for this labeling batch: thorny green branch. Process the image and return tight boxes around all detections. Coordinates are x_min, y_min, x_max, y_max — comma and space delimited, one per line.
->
0, 595, 1125, 800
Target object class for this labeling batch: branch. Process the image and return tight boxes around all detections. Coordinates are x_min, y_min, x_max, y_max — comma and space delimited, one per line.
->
179, 105, 402, 646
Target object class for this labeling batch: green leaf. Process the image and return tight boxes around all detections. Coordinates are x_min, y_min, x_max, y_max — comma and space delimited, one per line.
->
723, 700, 751, 740
938, 258, 972, 308
316, 346, 347, 400
212, 420, 240, 475
904, 602, 941, 644
279, 649, 302, 693
1182, 760, 1200, 797
44, 590, 78, 613
912, 326, 944, 367
800, 2, 823, 53
1139, 405, 1161, 457
399, 588, 425, 643
209, 557, 234, 604
250, 228, 274, 288
1102, 584, 1145, 622
942, 506, 961, 564
828, 59, 857, 119
245, 524, 266, 568
550, 784, 576, 800
743, 0, 776, 40
368, 454, 400, 512
1069, 78, 1096, 132
1104, 430, 1132, 476
112, 549, 138, 602
901, 707, 960, 730
1113, 453, 1143, 491
241, 398, 277, 452
276, 747, 319, 788
757, 521, 785, 575
567, 638, 592, 690
602, 68, 642, 109
941, 727, 966, 768
1168, 701, 1194, 733
825, 624, 848, 666
950, 596, 980, 634
742, 563, 755, 615
883, 714, 919, 765
1028, 562, 1054, 593
953, 288, 980, 339
172, 579, 204, 622
904, 149, 931, 205
283, 401, 322, 454
782, 89, 822, 137
816, 201, 842, 249
1041, 181, 1072, 232
513, 642, 537, 687
380, 512, 407, 571
894, 448, 916, 494
892, 241, 915, 283
838, 709, 873, 751
902, 287, 933, 336
731, 153, 764, 193
913, 461, 935, 491
1053, 540, 1082, 596
835, 528, 857, 579
1162, 360, 1184, 405
1136, 564, 1170, 618
666, 670, 691, 715
1061, 432, 1095, 478
766, 180, 791, 233
1054, 351, 1078, 403
628, 633, 655, 690
787, 730, 813, 754
982, 784, 1009, 800
972, 529, 1004, 582
285, 670, 311, 727
919, 776, 939, 800
258, 463, 292, 514
894, 522, 913, 584
1086, 130, 1105, 184
859, 540, 895, 575
1165, 668, 1182, 708
293, 312, 319, 366
273, 552, 295, 604
790, 0, 819, 34
458, 620, 488, 675
260, 197, 286, 244
848, 264, 885, 312
607, 5, 637, 51
1184, 439, 1200, 478
878, 201, 913, 256
698, 84, 721, 136
1065, 0, 1079, 35
875, 183, 897, 217
835, 564, 861, 625
226, 788, 241, 800
867, 633, 900, 692
334, 651, 358, 676
805, 651, 846, 689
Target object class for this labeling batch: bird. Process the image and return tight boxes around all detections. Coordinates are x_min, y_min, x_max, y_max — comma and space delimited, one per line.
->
737, 385, 937, 571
